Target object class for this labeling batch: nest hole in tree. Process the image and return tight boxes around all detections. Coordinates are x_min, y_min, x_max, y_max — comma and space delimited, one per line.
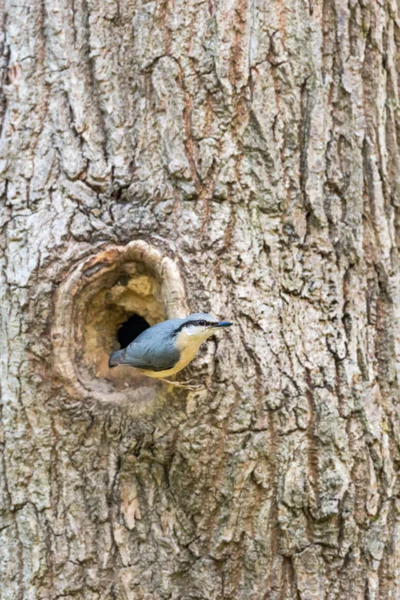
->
117, 314, 150, 349
52, 241, 187, 408
82, 263, 165, 392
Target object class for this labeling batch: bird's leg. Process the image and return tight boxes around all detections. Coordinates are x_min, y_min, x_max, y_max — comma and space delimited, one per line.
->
158, 378, 203, 391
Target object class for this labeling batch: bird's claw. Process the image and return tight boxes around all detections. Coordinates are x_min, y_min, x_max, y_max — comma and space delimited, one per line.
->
159, 378, 203, 391
179, 380, 204, 391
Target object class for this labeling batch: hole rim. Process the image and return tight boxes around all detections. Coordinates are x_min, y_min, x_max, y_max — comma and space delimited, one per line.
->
51, 240, 188, 407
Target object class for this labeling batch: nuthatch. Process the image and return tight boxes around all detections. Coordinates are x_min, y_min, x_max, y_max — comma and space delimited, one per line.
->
109, 313, 232, 389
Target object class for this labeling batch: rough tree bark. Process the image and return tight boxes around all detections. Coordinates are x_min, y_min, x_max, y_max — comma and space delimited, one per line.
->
1, 0, 400, 598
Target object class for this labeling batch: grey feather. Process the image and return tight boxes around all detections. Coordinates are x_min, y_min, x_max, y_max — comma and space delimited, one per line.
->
108, 313, 218, 372
109, 318, 184, 371
109, 349, 123, 367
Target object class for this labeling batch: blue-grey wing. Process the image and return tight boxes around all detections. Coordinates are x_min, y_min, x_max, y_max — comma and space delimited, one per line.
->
118, 336, 180, 372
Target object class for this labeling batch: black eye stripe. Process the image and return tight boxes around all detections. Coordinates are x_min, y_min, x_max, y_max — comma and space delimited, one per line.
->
174, 319, 215, 334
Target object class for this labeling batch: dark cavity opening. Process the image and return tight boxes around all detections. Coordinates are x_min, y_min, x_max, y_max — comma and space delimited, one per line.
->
117, 314, 150, 349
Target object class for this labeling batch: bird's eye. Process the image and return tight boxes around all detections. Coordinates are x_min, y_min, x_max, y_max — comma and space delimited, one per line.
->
199, 320, 206, 326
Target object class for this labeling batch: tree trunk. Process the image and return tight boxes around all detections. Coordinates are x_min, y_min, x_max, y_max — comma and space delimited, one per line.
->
1, 0, 400, 598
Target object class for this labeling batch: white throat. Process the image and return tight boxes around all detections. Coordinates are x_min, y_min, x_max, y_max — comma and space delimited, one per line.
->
175, 326, 212, 363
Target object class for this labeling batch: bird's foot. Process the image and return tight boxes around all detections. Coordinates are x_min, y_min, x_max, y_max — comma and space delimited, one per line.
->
179, 380, 204, 391
158, 378, 203, 391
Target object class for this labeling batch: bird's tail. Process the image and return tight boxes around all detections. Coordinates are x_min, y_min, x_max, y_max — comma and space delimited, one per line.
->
109, 349, 123, 368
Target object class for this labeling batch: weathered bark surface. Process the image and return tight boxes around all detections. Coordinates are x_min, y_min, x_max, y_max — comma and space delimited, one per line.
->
1, 0, 400, 598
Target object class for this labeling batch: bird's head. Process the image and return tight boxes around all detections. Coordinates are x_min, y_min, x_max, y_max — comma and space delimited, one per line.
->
174, 313, 232, 347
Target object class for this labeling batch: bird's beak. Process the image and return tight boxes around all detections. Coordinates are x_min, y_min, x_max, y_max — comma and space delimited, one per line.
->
215, 321, 233, 328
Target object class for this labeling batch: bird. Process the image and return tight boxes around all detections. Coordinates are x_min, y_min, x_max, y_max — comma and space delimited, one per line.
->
109, 313, 232, 390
